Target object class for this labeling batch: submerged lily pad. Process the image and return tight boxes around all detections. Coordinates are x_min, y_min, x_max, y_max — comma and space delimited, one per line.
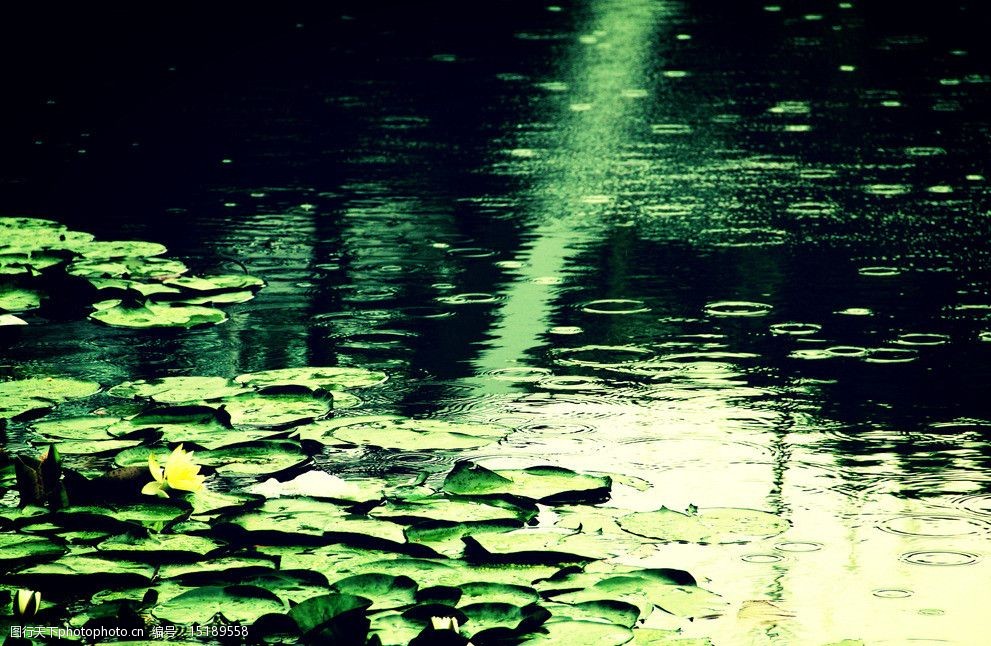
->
324, 418, 507, 451
235, 366, 388, 391
444, 462, 612, 504
617, 507, 789, 544
89, 299, 227, 328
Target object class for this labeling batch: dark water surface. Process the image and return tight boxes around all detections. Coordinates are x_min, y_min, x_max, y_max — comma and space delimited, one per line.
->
2, 1, 990, 643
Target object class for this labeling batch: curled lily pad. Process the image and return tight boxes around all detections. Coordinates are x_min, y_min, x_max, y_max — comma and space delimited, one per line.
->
444, 462, 612, 504
326, 418, 506, 451
0, 287, 41, 312
617, 507, 789, 544
152, 585, 286, 624
89, 299, 227, 329
235, 366, 388, 391
108, 376, 246, 403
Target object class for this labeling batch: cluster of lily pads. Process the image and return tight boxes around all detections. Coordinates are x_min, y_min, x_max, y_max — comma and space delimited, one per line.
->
0, 216, 264, 329
0, 367, 792, 644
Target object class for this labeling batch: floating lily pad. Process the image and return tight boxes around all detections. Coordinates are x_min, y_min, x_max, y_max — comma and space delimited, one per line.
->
371, 496, 536, 525
0, 287, 41, 312
464, 528, 614, 563
110, 409, 262, 450
177, 290, 256, 305
289, 592, 373, 638
330, 573, 418, 611
153, 585, 285, 624
89, 299, 227, 328
0, 533, 65, 568
87, 277, 182, 297
74, 240, 169, 260
158, 555, 278, 582
0, 377, 101, 402
198, 440, 309, 476
33, 416, 121, 440
327, 418, 506, 451
108, 376, 246, 403
444, 462, 612, 504
222, 496, 407, 547
11, 554, 155, 592
524, 619, 633, 644
404, 520, 521, 558
68, 256, 188, 280
235, 366, 388, 391
96, 533, 224, 562
59, 500, 191, 532
459, 582, 540, 608
164, 274, 265, 292
461, 601, 550, 637
546, 599, 640, 628
32, 437, 144, 455
220, 392, 336, 428
617, 507, 789, 544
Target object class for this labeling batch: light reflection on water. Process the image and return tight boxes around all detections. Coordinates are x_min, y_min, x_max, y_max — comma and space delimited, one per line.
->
3, 0, 991, 643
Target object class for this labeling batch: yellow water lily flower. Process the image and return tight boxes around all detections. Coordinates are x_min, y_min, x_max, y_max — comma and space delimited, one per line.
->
141, 445, 205, 498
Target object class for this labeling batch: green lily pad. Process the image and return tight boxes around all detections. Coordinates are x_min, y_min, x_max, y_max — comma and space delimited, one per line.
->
68, 256, 188, 280
459, 582, 540, 608
235, 366, 388, 391
32, 437, 144, 455
461, 601, 550, 637
164, 274, 265, 292
177, 290, 256, 305
0, 377, 101, 402
444, 462, 612, 504
153, 585, 286, 624
0, 287, 41, 312
222, 497, 408, 546
327, 418, 506, 451
0, 533, 66, 568
33, 416, 121, 440
464, 528, 614, 563
87, 277, 182, 297
524, 619, 633, 645
96, 533, 224, 562
11, 554, 155, 591
74, 239, 169, 260
618, 507, 789, 544
371, 496, 536, 525
89, 299, 227, 328
108, 376, 247, 403
405, 520, 521, 558
289, 592, 373, 638
238, 572, 332, 605
158, 555, 278, 582
631, 630, 714, 645
545, 599, 640, 628
198, 440, 308, 475
59, 500, 191, 532
330, 573, 418, 611
110, 409, 268, 450
368, 612, 427, 646
219, 392, 336, 428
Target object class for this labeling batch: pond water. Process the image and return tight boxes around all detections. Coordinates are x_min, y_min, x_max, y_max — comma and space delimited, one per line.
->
2, 1, 990, 643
